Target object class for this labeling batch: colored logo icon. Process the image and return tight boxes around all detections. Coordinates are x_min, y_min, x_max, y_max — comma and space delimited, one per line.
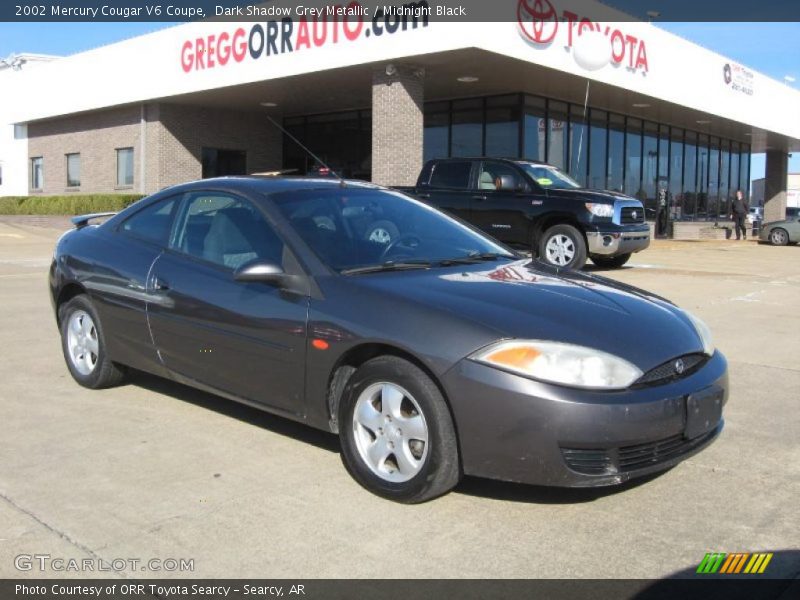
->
697, 552, 773, 574
518, 0, 559, 45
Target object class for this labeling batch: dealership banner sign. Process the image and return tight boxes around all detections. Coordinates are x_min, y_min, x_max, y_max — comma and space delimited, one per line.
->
3, 0, 800, 21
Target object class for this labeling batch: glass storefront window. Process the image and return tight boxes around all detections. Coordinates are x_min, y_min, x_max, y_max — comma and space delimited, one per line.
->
719, 140, 730, 218
683, 131, 698, 220
740, 146, 750, 200
729, 142, 740, 205
451, 99, 483, 157
696, 134, 709, 220
624, 118, 642, 199
424, 110, 449, 162
485, 95, 520, 157
707, 137, 720, 220
588, 109, 607, 190
568, 104, 588, 186
669, 128, 684, 220
642, 121, 659, 219
523, 96, 546, 161
607, 113, 624, 193
547, 101, 568, 170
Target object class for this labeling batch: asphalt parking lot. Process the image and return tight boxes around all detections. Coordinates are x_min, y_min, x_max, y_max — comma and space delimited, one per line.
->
0, 216, 798, 581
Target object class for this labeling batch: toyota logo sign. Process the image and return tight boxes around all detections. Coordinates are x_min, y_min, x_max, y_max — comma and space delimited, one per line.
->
517, 0, 559, 45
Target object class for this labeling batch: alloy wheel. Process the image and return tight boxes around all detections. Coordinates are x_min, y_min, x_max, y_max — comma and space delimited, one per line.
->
545, 234, 576, 266
352, 382, 429, 483
66, 310, 99, 375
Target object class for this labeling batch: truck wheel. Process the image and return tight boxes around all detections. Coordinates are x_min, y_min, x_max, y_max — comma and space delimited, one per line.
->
538, 224, 587, 269
590, 253, 631, 269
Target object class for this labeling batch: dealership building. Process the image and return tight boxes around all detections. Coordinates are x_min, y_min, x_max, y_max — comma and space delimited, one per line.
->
1, 0, 799, 232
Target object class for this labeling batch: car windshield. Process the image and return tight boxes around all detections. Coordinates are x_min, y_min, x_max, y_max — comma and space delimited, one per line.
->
517, 163, 582, 190
269, 187, 513, 272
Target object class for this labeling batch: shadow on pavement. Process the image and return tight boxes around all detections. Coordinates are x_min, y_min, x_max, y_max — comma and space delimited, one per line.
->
127, 369, 340, 454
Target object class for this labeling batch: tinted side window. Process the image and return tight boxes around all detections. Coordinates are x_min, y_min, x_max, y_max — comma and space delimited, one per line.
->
428, 161, 472, 189
120, 197, 178, 245
172, 193, 284, 270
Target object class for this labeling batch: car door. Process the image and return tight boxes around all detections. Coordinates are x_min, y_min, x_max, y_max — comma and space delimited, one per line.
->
469, 160, 540, 244
145, 190, 309, 416
85, 195, 179, 374
418, 159, 475, 221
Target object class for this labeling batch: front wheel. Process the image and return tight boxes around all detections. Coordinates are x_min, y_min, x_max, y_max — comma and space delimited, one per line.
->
59, 294, 126, 389
590, 253, 631, 269
538, 224, 587, 269
769, 228, 789, 246
338, 356, 461, 503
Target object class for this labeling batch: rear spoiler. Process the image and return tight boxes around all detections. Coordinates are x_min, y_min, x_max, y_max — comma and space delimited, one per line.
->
71, 212, 117, 229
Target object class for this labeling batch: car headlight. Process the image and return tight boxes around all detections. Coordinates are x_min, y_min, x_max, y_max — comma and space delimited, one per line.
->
682, 310, 715, 356
585, 203, 614, 218
470, 340, 643, 390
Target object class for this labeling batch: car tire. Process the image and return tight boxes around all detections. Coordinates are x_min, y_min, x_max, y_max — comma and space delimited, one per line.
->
364, 220, 400, 245
59, 294, 126, 389
538, 224, 587, 269
769, 228, 789, 246
590, 253, 631, 269
338, 355, 461, 503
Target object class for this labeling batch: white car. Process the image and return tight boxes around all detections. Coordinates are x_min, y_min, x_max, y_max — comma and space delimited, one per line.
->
747, 207, 763, 224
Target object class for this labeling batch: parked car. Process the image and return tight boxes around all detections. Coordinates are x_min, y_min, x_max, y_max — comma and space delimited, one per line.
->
747, 206, 763, 225
395, 157, 650, 270
50, 177, 726, 503
759, 208, 800, 245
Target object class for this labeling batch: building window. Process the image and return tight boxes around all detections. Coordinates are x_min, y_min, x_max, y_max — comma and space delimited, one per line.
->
116, 147, 134, 187
485, 95, 520, 157
31, 157, 43, 190
66, 153, 81, 187
587, 109, 608, 190
624, 118, 643, 199
607, 113, 625, 193
523, 96, 546, 162
451, 99, 483, 157
547, 101, 568, 170
201, 148, 247, 178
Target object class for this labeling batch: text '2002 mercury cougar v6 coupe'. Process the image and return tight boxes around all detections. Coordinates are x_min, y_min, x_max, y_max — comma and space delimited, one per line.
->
50, 177, 727, 503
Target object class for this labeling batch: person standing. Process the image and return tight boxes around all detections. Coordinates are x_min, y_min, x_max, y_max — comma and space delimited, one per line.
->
730, 190, 749, 240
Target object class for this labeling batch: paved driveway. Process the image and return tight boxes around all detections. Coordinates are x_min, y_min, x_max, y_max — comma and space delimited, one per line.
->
0, 217, 798, 580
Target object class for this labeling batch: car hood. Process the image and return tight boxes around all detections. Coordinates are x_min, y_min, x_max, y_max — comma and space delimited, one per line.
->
350, 260, 705, 372
546, 188, 640, 204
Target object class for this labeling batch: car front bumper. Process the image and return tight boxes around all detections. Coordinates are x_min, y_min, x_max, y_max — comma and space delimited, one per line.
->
443, 350, 727, 487
586, 226, 651, 256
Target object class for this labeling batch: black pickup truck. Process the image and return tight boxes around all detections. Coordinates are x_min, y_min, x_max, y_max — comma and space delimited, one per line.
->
392, 157, 650, 269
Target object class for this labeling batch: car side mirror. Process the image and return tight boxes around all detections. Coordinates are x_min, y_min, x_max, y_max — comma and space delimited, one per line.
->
233, 260, 286, 285
497, 175, 517, 192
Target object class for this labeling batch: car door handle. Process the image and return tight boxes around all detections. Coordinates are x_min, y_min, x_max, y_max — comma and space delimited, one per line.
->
152, 277, 170, 292
416, 192, 430, 199
472, 195, 487, 201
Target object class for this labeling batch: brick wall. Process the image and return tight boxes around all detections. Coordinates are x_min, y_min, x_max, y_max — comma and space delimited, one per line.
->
155, 104, 282, 191
27, 105, 142, 195
27, 103, 283, 195
371, 65, 424, 186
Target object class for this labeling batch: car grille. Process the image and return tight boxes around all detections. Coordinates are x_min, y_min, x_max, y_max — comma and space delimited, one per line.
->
561, 428, 719, 476
620, 206, 645, 224
634, 353, 708, 387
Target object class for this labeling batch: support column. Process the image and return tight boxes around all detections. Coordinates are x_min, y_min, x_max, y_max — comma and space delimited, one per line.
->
763, 149, 788, 223
371, 64, 424, 186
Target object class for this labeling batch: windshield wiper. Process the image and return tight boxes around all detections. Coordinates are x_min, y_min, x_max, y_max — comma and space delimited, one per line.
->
341, 260, 432, 275
438, 251, 517, 266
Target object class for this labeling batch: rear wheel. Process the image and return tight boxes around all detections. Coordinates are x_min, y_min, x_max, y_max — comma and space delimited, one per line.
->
769, 228, 789, 246
590, 253, 631, 269
338, 356, 460, 503
538, 224, 587, 269
59, 294, 126, 389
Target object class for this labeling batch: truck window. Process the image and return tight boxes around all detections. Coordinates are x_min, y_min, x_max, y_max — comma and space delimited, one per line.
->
477, 161, 521, 191
429, 161, 472, 189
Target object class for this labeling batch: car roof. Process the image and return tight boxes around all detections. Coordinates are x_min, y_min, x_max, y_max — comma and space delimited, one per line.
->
161, 176, 382, 196
426, 157, 549, 165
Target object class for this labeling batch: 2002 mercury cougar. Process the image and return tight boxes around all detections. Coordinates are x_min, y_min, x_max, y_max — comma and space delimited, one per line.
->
50, 177, 727, 502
